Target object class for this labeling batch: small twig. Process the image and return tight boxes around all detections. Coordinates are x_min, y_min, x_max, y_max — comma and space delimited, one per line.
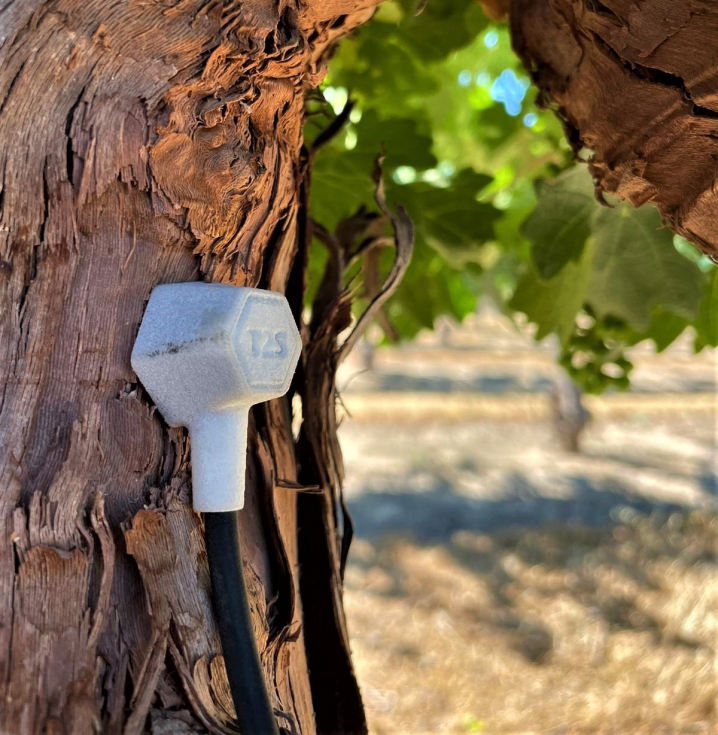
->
348, 235, 395, 268
362, 241, 400, 341
335, 389, 353, 420
311, 98, 355, 152
337, 156, 414, 363
275, 479, 322, 494
310, 219, 342, 258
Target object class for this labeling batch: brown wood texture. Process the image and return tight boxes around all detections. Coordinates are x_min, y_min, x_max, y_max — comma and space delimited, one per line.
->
0, 1, 378, 733
511, 0, 718, 259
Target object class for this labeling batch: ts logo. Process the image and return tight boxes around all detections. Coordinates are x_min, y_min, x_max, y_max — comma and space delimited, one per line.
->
249, 329, 288, 358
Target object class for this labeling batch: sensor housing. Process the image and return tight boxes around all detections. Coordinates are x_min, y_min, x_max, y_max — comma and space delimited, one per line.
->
131, 283, 301, 511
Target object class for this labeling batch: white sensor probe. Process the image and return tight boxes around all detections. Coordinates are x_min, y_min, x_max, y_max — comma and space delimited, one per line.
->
131, 283, 302, 512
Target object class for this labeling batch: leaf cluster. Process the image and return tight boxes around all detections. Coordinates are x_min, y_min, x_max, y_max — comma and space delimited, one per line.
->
511, 167, 716, 392
306, 1, 716, 391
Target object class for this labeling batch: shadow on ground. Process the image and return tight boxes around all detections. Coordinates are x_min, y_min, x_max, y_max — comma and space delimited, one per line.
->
344, 497, 717, 732
369, 369, 717, 394
347, 473, 698, 543
345, 475, 717, 672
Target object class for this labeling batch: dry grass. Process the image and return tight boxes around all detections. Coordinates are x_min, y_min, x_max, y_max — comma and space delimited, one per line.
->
339, 392, 717, 424
344, 511, 717, 735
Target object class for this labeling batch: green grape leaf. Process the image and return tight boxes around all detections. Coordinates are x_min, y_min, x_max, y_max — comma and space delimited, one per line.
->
509, 241, 593, 344
474, 104, 523, 146
389, 169, 498, 267
386, 241, 478, 339
635, 308, 689, 353
394, 0, 488, 62
354, 109, 437, 171
587, 205, 703, 332
310, 148, 375, 230
310, 111, 437, 229
525, 165, 595, 280
694, 268, 718, 348
332, 26, 439, 103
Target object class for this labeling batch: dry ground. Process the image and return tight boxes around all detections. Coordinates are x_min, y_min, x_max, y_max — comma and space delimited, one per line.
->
344, 514, 716, 735
338, 311, 717, 735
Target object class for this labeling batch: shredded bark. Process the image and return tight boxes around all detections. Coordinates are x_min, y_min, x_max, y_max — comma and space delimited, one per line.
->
511, 0, 718, 257
0, 1, 379, 733
293, 163, 414, 735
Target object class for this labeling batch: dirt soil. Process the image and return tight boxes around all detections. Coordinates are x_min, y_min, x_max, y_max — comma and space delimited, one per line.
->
338, 310, 717, 735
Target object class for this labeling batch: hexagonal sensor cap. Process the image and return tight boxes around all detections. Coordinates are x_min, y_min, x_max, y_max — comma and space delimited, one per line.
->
233, 290, 302, 395
131, 282, 301, 512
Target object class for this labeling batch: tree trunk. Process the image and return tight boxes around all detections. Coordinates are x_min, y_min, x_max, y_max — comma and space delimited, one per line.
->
511, 0, 718, 259
0, 1, 377, 733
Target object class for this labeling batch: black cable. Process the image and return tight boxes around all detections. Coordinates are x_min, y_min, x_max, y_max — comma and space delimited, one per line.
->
204, 512, 280, 735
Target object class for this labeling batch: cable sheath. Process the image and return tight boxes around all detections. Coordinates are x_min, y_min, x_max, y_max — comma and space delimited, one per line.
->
204, 512, 280, 735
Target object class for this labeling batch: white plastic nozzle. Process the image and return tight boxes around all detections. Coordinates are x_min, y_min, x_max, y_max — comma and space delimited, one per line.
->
131, 283, 302, 512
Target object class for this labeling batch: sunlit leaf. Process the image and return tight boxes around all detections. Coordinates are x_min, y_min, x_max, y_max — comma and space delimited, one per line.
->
588, 205, 702, 331
509, 242, 593, 344
694, 269, 718, 349
525, 166, 595, 280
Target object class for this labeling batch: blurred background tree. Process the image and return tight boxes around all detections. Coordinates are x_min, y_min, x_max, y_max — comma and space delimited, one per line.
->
306, 0, 718, 394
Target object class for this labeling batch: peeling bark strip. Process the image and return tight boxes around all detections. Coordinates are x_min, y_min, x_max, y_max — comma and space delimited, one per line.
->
0, 1, 377, 733
295, 167, 413, 735
511, 0, 718, 257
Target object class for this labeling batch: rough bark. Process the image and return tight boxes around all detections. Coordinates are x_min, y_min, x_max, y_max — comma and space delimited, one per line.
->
511, 0, 718, 259
0, 1, 378, 733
